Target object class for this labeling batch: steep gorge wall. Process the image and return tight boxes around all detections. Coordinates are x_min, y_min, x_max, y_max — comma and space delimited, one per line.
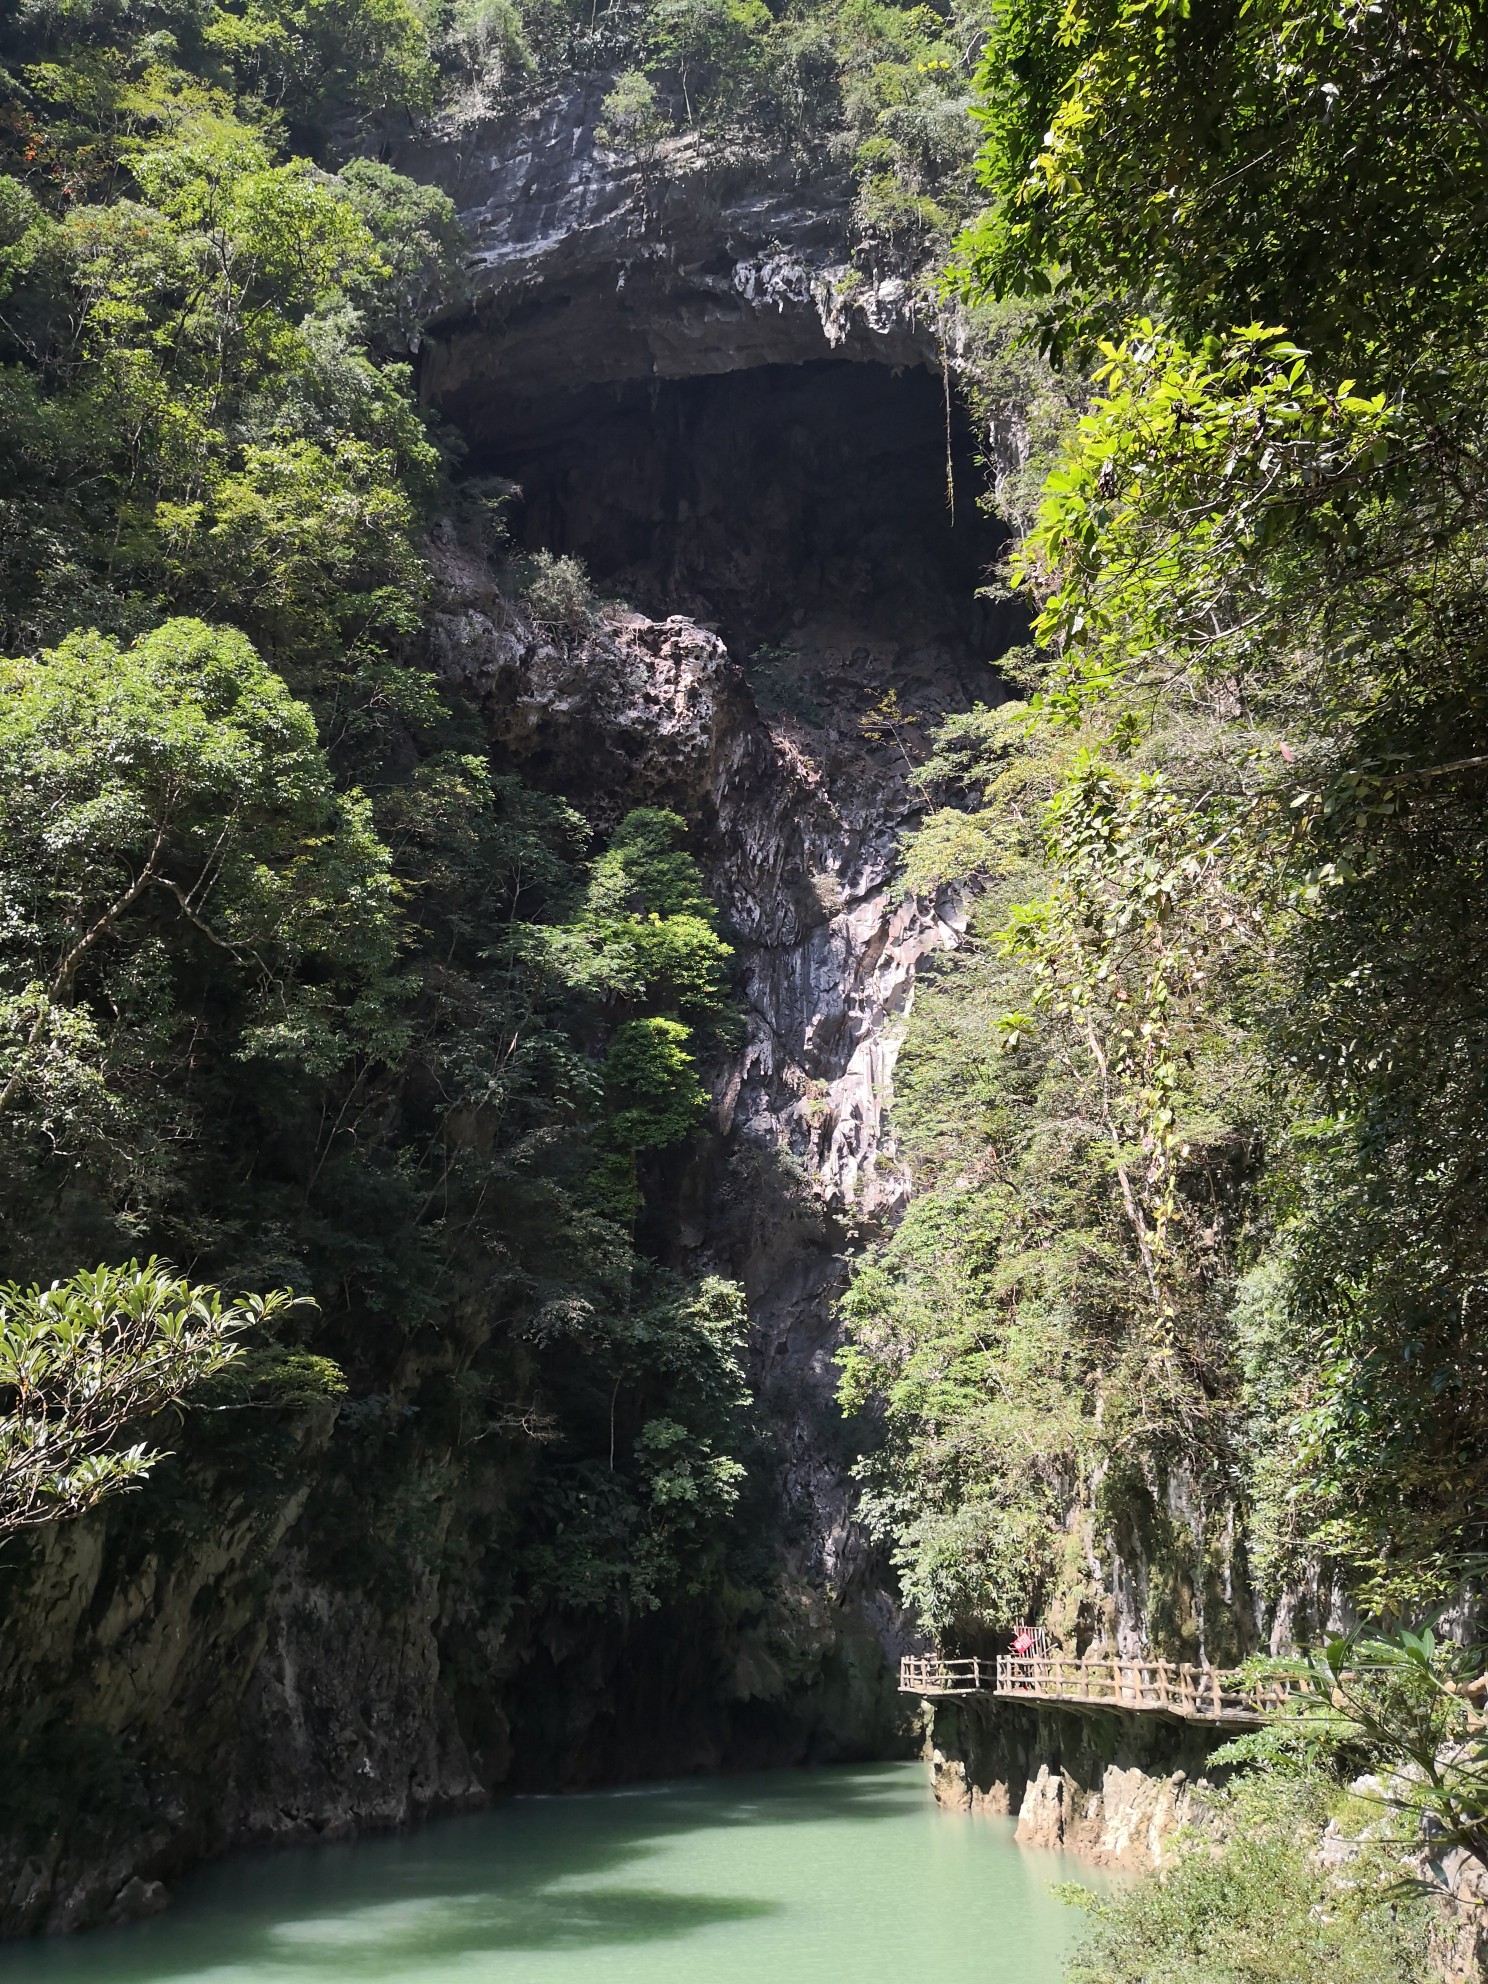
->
408, 95, 1015, 1745
0, 92, 1010, 1935
0, 83, 1343, 1939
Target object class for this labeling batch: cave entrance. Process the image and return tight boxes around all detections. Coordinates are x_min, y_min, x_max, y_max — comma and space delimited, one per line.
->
464, 358, 1007, 663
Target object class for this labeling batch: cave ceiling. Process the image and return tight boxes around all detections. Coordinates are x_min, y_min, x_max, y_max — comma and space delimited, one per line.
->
405, 81, 1011, 661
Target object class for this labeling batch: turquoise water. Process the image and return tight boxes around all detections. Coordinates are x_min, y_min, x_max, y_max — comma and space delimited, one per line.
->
0, 1763, 1105, 1984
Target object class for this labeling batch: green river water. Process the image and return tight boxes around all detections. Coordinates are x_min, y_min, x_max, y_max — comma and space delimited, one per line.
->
0, 1763, 1108, 1984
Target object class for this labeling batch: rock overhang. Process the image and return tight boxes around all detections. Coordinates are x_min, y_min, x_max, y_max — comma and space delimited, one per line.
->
401, 78, 941, 451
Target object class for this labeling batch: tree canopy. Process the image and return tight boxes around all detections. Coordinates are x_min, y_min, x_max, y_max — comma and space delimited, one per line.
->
0, 0, 762, 1623
844, 0, 1488, 1641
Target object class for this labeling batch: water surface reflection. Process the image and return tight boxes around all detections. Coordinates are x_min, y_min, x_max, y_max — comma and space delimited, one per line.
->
0, 1762, 1104, 1984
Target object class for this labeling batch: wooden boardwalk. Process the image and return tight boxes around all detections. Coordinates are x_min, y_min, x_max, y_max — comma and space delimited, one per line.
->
899, 1655, 994, 1697
900, 1652, 1314, 1728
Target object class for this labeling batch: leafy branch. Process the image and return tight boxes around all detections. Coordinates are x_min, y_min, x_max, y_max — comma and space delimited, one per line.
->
0, 1261, 302, 1536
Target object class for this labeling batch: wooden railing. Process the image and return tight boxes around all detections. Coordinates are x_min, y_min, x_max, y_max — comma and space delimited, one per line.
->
995, 1653, 1312, 1726
899, 1655, 992, 1695
899, 1651, 1317, 1727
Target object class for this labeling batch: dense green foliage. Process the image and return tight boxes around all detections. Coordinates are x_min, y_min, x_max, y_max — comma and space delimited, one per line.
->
841, 705, 1260, 1645
1050, 1621, 1488, 1980
442, 0, 995, 264
1069, 1622, 1488, 1982
1238, 1625, 1488, 1874
0, 0, 757, 1619
1067, 1772, 1427, 1984
844, 0, 1488, 1651
957, 0, 1487, 368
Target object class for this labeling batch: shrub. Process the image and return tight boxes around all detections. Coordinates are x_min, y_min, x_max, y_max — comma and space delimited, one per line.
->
1066, 1774, 1428, 1984
520, 548, 595, 630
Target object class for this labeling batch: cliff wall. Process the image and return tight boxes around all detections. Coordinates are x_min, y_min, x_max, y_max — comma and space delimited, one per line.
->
0, 76, 1294, 1939
0, 88, 1009, 1934
923, 1696, 1226, 1869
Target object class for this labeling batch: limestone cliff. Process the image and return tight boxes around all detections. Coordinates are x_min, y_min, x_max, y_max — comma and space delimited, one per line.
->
923, 1694, 1225, 1870
0, 83, 1009, 1934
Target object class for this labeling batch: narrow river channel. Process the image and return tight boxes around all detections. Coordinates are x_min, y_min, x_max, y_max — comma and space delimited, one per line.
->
0, 1764, 1108, 1984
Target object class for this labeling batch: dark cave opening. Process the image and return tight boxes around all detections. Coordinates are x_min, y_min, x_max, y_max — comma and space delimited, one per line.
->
463, 358, 1009, 659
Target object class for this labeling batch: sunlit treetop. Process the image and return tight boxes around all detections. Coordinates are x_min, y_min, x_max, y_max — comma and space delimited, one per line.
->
956, 0, 1488, 369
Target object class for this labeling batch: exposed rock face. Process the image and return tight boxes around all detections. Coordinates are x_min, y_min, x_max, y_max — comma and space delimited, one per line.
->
1044, 1457, 1264, 1668
1424, 1845, 1488, 1983
403, 80, 938, 449
923, 1698, 1224, 1870
223, 1548, 489, 1844
1321, 1773, 1488, 1984
410, 73, 1013, 1664
425, 525, 983, 1224
423, 487, 992, 1615
0, 84, 1013, 1937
